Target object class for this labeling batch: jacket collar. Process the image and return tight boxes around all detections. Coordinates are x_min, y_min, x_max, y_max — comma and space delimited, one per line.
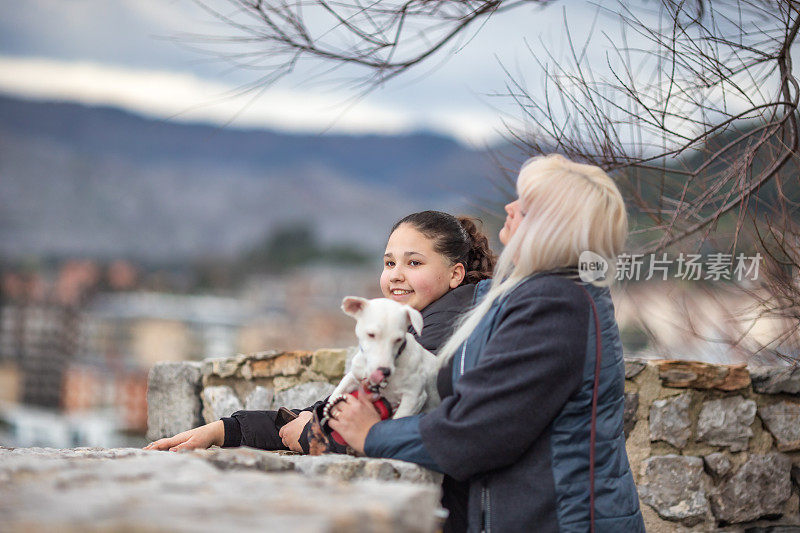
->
419, 283, 477, 321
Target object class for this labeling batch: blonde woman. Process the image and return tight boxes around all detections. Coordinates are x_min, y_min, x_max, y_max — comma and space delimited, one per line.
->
330, 155, 645, 532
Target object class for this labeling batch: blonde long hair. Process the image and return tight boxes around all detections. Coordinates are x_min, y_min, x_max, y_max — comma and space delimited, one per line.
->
438, 154, 629, 364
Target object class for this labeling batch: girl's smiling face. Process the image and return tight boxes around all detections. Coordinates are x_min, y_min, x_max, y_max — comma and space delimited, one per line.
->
380, 223, 465, 311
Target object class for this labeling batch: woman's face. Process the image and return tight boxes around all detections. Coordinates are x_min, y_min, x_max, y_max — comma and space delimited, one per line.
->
380, 223, 464, 311
499, 199, 525, 245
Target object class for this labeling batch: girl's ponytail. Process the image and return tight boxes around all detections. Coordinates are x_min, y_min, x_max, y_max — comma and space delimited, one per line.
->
457, 216, 496, 285
391, 211, 496, 285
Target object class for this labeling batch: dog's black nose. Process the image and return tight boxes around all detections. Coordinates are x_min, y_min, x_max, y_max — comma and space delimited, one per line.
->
378, 367, 391, 378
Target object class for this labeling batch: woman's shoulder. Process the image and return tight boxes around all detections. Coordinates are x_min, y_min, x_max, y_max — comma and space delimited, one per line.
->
488, 274, 595, 348
507, 270, 593, 306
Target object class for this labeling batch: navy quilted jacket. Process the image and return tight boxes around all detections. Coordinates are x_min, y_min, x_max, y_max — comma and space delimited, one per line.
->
364, 272, 644, 532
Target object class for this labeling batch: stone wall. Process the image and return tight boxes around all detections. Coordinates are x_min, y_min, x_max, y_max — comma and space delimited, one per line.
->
147, 351, 800, 531
147, 349, 349, 441
0, 446, 442, 532
625, 359, 800, 532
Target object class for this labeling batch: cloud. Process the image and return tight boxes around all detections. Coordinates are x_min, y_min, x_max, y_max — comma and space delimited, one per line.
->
0, 55, 503, 145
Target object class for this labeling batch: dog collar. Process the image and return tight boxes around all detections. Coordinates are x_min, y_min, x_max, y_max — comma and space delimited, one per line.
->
394, 337, 407, 359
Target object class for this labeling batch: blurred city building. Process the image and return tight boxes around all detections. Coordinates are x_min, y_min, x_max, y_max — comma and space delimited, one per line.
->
238, 265, 381, 351
0, 259, 378, 447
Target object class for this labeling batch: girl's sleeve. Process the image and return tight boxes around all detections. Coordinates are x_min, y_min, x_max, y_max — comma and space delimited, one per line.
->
220, 410, 285, 450
364, 278, 589, 480
221, 415, 243, 447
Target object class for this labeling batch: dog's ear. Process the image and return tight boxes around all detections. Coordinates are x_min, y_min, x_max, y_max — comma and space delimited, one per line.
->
341, 296, 368, 318
404, 306, 424, 335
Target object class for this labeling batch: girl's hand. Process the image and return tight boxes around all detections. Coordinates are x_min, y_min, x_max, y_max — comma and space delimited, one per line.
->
144, 420, 224, 452
327, 393, 382, 455
278, 411, 313, 452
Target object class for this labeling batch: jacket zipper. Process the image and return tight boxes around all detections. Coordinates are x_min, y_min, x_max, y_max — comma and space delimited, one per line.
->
486, 485, 492, 533
481, 483, 492, 533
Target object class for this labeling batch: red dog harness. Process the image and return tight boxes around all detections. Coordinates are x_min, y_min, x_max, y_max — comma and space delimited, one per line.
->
322, 383, 394, 446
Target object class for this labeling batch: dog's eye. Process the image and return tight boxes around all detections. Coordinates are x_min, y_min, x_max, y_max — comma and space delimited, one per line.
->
394, 338, 402, 344
367, 333, 376, 339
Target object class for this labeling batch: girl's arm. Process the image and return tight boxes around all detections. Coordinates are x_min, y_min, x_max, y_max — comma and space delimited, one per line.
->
364, 277, 590, 480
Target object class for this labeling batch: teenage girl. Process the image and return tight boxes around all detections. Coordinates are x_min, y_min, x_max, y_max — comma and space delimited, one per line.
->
144, 211, 495, 454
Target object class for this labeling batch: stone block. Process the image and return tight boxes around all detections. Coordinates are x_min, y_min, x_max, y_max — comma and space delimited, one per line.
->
250, 352, 312, 378
203, 355, 246, 378
244, 386, 274, 410
239, 353, 282, 379
190, 447, 294, 473
273, 375, 302, 391
710, 453, 792, 523
625, 359, 647, 379
624, 391, 639, 438
657, 360, 750, 391
759, 401, 800, 452
300, 368, 332, 384
750, 366, 800, 394
0, 447, 441, 533
741, 526, 800, 533
703, 452, 732, 478
285, 454, 443, 485
188, 448, 442, 485
146, 361, 203, 442
202, 386, 243, 423
273, 381, 336, 410
250, 350, 282, 360
696, 396, 756, 451
638, 454, 709, 526
311, 349, 347, 378
649, 392, 691, 449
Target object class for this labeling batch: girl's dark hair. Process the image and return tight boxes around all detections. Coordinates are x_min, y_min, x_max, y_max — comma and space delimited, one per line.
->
391, 211, 496, 285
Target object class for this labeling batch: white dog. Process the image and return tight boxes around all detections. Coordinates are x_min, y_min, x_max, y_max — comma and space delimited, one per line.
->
327, 296, 441, 419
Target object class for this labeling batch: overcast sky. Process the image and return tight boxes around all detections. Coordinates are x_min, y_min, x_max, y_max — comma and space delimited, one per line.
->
0, 1, 791, 147
0, 0, 625, 146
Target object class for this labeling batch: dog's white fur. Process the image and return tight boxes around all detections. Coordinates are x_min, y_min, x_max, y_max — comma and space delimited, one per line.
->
329, 296, 440, 418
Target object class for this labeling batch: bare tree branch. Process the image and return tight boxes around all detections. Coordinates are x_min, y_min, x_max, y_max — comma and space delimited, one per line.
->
193, 0, 800, 359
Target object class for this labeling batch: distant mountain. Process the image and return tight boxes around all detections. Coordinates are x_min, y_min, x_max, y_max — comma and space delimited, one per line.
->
0, 95, 508, 261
